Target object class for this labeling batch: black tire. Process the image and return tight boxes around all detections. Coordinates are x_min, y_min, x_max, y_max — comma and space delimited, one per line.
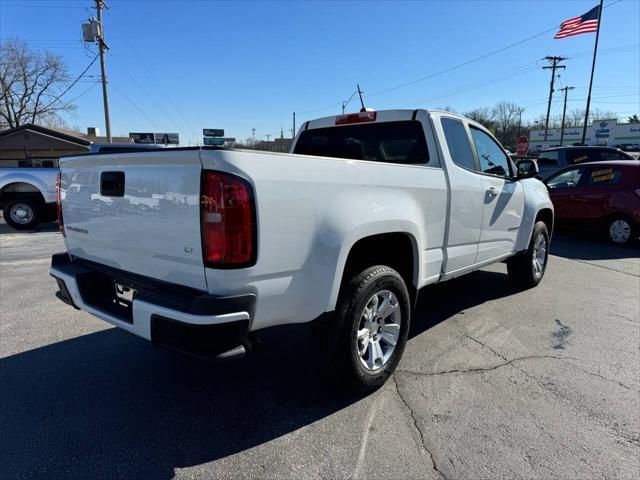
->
507, 221, 549, 289
606, 214, 637, 246
2, 197, 41, 230
331, 265, 411, 393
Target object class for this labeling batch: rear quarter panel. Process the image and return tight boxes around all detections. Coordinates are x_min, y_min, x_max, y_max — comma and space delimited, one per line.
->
200, 149, 447, 330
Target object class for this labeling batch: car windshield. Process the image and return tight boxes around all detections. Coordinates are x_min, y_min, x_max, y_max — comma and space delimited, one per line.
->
293, 121, 429, 164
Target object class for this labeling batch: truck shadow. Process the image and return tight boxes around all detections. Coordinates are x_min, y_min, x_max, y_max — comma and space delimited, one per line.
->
410, 270, 519, 339
0, 270, 515, 479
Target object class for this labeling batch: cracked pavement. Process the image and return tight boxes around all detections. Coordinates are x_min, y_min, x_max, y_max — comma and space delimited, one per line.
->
1, 224, 639, 479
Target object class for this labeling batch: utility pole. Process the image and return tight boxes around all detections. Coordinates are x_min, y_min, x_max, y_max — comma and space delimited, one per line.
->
95, 0, 112, 143
517, 107, 525, 138
292, 112, 296, 138
559, 86, 574, 146
542, 56, 567, 142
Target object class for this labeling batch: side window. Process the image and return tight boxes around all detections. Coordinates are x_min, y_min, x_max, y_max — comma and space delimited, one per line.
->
566, 149, 598, 164
600, 149, 633, 161
584, 168, 623, 186
546, 168, 585, 190
469, 127, 511, 177
537, 150, 559, 166
441, 118, 476, 171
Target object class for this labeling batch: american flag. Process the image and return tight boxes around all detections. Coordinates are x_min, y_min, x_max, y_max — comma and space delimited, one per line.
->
554, 5, 600, 39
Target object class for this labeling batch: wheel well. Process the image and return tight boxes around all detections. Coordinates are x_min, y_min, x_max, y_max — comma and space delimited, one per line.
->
341, 233, 417, 304
0, 183, 45, 209
535, 208, 554, 236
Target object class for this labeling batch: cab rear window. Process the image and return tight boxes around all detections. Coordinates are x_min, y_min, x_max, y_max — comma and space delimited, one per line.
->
293, 121, 429, 164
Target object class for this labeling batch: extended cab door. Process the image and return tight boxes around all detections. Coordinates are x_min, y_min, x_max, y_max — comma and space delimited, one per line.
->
468, 126, 525, 262
438, 116, 485, 273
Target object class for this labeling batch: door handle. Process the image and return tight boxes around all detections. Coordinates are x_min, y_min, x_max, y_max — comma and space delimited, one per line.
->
486, 187, 498, 198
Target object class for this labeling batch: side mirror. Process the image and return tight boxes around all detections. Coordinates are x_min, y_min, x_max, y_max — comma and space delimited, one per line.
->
516, 159, 539, 179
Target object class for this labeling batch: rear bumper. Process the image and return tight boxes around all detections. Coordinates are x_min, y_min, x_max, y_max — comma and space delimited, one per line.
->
50, 253, 255, 359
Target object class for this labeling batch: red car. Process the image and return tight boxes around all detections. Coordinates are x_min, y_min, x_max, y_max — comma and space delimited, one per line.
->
544, 160, 640, 245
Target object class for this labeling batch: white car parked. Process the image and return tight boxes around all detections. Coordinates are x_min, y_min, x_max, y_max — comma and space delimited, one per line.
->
50, 109, 553, 391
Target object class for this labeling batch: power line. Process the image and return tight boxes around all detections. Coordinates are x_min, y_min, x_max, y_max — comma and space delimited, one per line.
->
64, 80, 101, 105
295, 0, 626, 115
0, 3, 85, 8
109, 80, 163, 130
40, 55, 99, 111
407, 61, 541, 107
107, 15, 197, 139
107, 51, 185, 134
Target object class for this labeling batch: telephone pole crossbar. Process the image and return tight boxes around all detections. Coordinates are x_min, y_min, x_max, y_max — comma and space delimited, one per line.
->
542, 56, 567, 142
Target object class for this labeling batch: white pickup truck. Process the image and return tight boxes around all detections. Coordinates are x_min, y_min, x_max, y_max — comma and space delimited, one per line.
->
50, 109, 553, 391
0, 167, 58, 229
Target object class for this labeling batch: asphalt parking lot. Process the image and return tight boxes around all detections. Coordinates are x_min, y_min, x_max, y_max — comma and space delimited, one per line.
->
1, 220, 638, 480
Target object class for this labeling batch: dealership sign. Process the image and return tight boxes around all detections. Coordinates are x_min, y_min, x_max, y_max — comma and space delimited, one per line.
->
203, 129, 224, 137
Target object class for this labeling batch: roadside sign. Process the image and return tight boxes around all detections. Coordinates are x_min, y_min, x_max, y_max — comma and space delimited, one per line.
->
203, 129, 224, 137
203, 137, 225, 146
130, 132, 179, 144
129, 132, 155, 144
516, 136, 529, 156
154, 133, 179, 145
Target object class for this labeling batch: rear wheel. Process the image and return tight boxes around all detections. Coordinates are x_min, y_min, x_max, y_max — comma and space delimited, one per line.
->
507, 221, 549, 289
607, 215, 636, 245
331, 266, 411, 392
3, 197, 41, 230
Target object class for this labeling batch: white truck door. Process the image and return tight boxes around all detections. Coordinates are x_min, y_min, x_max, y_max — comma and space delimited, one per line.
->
468, 126, 525, 262
438, 117, 485, 273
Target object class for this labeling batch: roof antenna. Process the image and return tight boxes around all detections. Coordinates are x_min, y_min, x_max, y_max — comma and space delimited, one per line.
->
357, 84, 366, 112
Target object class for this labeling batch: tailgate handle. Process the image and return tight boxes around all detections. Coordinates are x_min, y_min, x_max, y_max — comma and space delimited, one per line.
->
100, 171, 125, 197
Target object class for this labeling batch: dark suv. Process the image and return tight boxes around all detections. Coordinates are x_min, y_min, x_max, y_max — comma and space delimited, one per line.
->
537, 146, 634, 179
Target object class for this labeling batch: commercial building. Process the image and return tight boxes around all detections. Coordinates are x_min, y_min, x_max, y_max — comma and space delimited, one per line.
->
529, 119, 640, 151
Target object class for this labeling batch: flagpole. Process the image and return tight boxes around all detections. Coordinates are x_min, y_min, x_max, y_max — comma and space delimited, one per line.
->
581, 0, 604, 145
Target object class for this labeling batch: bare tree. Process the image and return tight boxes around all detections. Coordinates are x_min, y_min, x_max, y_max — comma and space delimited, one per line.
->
564, 108, 618, 128
0, 38, 73, 129
465, 106, 494, 129
492, 101, 521, 145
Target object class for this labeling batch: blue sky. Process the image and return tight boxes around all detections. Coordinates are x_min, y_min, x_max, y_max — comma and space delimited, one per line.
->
1, 0, 638, 145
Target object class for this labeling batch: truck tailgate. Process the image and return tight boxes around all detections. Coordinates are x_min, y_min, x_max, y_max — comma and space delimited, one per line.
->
59, 150, 207, 290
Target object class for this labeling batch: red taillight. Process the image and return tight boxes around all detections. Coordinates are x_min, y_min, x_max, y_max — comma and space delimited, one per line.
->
335, 111, 377, 125
201, 171, 256, 267
55, 172, 64, 236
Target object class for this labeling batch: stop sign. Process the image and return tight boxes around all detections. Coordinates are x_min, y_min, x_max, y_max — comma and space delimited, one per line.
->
516, 136, 529, 156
